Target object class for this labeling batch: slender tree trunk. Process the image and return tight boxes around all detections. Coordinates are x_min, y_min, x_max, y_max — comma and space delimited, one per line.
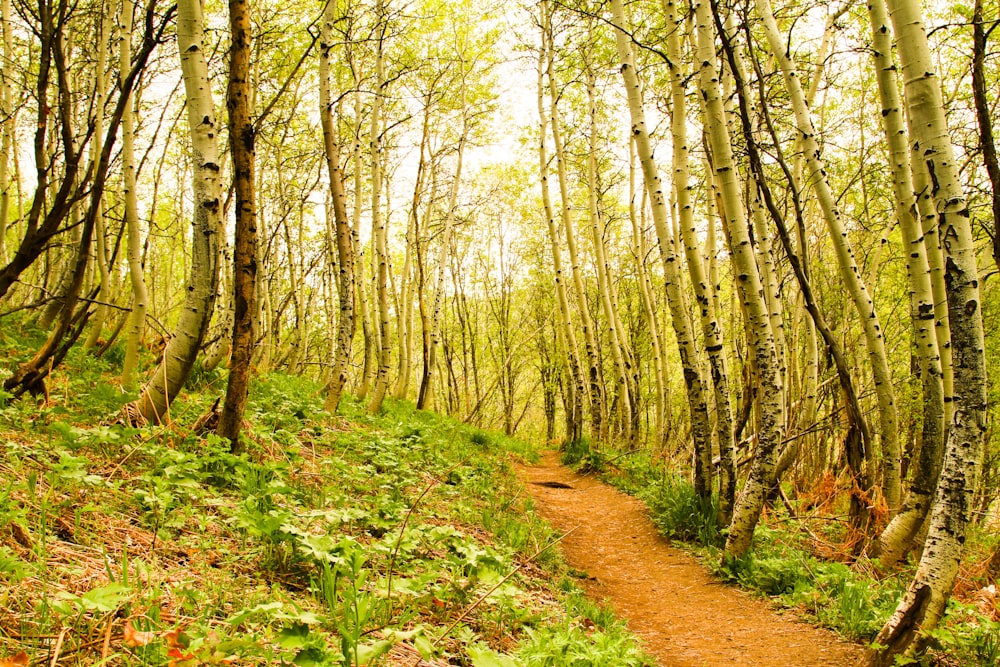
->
134, 0, 221, 423
217, 0, 256, 448
660, 0, 735, 520
610, 0, 714, 498
321, 0, 355, 414
629, 141, 668, 449
352, 93, 374, 399
867, 0, 987, 658
756, 0, 900, 510
584, 66, 633, 444
867, 0, 945, 566
545, 25, 604, 444
537, 14, 584, 444
696, 0, 783, 556
394, 199, 415, 399
0, 0, 12, 267
417, 108, 465, 411
120, 0, 149, 389
737, 21, 875, 538
84, 8, 113, 351
367, 1, 391, 414
973, 0, 1000, 273
5, 0, 171, 399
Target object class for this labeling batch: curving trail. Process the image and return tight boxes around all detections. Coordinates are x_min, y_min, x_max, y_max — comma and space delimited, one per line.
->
516, 452, 863, 667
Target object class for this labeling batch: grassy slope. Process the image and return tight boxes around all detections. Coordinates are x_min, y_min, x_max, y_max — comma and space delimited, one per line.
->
0, 329, 650, 666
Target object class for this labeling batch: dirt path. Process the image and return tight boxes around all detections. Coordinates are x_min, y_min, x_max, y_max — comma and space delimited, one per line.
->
516, 452, 863, 667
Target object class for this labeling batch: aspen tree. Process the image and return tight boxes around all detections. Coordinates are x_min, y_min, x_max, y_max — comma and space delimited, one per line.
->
734, 20, 874, 533
609, 0, 714, 498
119, 0, 149, 389
660, 0, 735, 520
394, 203, 416, 400
866, 0, 945, 566
756, 0, 900, 509
695, 0, 783, 555
867, 0, 987, 657
367, 0, 392, 414
5, 0, 170, 398
217, 0, 257, 448
134, 0, 221, 423
83, 7, 113, 351
418, 73, 467, 411
321, 0, 356, 414
972, 0, 1000, 273
537, 11, 585, 444
584, 64, 633, 443
628, 141, 668, 448
0, 0, 11, 266
545, 9, 605, 444
351, 83, 375, 399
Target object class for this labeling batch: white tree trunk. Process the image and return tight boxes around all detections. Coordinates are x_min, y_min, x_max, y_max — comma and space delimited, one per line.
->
119, 0, 149, 389
756, 0, 901, 508
867, 0, 987, 659
610, 0, 714, 497
546, 32, 605, 444
136, 0, 221, 423
694, 0, 784, 557
867, 0, 945, 565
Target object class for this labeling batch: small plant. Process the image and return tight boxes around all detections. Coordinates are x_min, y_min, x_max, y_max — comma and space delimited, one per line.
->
312, 539, 394, 667
560, 437, 604, 473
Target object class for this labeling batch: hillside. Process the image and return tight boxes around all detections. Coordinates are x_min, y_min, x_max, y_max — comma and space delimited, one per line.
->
0, 338, 649, 666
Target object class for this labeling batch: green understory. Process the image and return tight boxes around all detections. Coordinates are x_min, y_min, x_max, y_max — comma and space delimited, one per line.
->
570, 444, 1000, 667
0, 325, 651, 667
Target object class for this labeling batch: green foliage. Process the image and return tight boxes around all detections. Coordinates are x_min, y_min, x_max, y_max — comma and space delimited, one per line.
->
0, 322, 638, 666
517, 594, 652, 666
925, 604, 1000, 667
560, 437, 604, 473
709, 527, 904, 641
607, 452, 721, 547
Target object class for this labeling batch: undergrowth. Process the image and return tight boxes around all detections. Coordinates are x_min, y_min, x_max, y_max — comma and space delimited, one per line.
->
588, 449, 1000, 666
0, 324, 651, 666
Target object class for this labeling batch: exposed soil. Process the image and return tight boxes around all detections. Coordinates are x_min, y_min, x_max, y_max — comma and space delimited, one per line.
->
516, 452, 864, 667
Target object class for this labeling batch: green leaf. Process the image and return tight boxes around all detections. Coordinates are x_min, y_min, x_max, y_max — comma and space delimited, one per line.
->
79, 582, 130, 612
354, 639, 393, 665
468, 646, 523, 667
278, 623, 312, 650
0, 547, 28, 582
226, 601, 284, 626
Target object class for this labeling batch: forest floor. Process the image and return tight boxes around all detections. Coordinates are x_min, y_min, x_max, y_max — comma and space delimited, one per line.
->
517, 451, 865, 667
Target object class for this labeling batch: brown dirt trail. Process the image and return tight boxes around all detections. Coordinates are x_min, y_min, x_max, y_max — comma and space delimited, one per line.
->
516, 452, 863, 667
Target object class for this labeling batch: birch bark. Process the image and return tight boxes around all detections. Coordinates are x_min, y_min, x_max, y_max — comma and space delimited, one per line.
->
119, 0, 149, 389
546, 24, 605, 443
320, 0, 356, 414
756, 0, 900, 508
610, 0, 714, 498
135, 0, 221, 423
696, 0, 783, 555
537, 14, 584, 444
867, 0, 987, 657
866, 0, 945, 565
367, 0, 392, 414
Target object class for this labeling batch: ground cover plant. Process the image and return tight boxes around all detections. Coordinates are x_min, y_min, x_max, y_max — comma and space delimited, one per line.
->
596, 449, 1000, 666
0, 328, 651, 666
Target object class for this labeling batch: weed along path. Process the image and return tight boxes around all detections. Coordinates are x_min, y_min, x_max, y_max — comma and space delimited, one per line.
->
516, 452, 864, 667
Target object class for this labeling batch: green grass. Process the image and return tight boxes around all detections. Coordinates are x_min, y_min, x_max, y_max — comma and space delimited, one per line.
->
0, 327, 652, 666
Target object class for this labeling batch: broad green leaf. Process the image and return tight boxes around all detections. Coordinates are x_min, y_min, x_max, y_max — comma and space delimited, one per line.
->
79, 583, 130, 612
468, 646, 523, 667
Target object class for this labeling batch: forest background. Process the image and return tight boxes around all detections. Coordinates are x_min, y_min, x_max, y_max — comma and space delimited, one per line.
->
0, 0, 999, 663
